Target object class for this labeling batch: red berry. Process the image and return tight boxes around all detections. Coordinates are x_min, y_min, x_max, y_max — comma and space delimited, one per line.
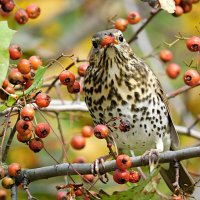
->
83, 174, 95, 182
180, 1, 192, 13
67, 81, 81, 94
73, 156, 86, 163
2, 79, 9, 88
0, 167, 5, 180
24, 79, 33, 89
100, 35, 115, 47
35, 93, 51, 108
173, 6, 184, 17
9, 44, 22, 60
0, 0, 10, 5
174, 0, 181, 5
129, 170, 140, 183
81, 125, 93, 138
93, 124, 109, 139
78, 64, 88, 77
1, 177, 14, 189
170, 194, 184, 200
17, 59, 31, 74
59, 70, 75, 86
159, 49, 173, 62
119, 119, 131, 132
116, 154, 132, 170
26, 4, 41, 19
5, 85, 15, 94
15, 9, 29, 24
183, 69, 200, 86
8, 163, 21, 177
115, 18, 128, 32
1, 0, 15, 12
17, 132, 32, 143
8, 68, 24, 85
192, 0, 199, 3
16, 119, 32, 136
0, 189, 7, 200
166, 63, 181, 79
35, 123, 50, 138
186, 36, 200, 52
75, 188, 83, 196
127, 11, 141, 24
70, 135, 86, 150
29, 55, 42, 70
29, 138, 44, 152
56, 191, 66, 200
84, 194, 90, 200
20, 106, 35, 121
113, 169, 129, 184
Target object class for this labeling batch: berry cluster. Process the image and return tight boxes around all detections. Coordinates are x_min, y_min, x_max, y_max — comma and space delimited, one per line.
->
113, 154, 140, 184
0, 1, 40, 25
114, 11, 141, 32
160, 35, 200, 87
0, 44, 43, 100
173, 0, 199, 17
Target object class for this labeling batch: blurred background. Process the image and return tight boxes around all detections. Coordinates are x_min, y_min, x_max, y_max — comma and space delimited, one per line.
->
0, 0, 200, 199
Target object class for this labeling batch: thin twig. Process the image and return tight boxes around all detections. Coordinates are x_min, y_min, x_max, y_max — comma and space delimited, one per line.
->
128, 9, 161, 44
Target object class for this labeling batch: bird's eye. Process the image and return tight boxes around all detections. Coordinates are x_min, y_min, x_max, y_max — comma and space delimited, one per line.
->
92, 40, 98, 49
118, 35, 124, 42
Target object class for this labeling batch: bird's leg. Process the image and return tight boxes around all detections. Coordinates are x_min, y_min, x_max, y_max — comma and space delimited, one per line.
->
172, 161, 181, 192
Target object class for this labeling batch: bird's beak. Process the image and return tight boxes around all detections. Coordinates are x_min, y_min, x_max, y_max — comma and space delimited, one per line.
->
100, 35, 118, 47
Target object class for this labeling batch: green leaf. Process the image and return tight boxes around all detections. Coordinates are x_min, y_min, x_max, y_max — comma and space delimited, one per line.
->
97, 170, 160, 200
0, 21, 16, 87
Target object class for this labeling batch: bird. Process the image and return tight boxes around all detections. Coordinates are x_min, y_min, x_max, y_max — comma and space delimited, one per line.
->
83, 29, 194, 194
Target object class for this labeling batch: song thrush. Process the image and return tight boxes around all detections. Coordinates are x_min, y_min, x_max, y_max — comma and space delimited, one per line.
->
83, 29, 194, 194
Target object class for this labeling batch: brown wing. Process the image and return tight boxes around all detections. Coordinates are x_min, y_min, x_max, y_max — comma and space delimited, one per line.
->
156, 79, 180, 148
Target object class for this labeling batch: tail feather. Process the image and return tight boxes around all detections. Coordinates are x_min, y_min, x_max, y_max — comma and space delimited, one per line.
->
160, 161, 194, 194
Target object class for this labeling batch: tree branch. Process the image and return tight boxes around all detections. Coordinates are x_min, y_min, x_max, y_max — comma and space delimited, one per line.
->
23, 146, 200, 183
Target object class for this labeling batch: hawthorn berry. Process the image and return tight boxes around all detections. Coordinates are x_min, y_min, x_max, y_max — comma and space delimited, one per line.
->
17, 132, 32, 143
166, 63, 181, 79
181, 2, 192, 13
1, 177, 14, 189
129, 170, 140, 183
59, 70, 75, 86
0, 84, 15, 100
75, 188, 83, 196
94, 124, 109, 139
26, 4, 41, 19
15, 9, 29, 24
186, 36, 200, 52
78, 64, 88, 77
29, 55, 42, 70
9, 44, 22, 60
170, 194, 184, 200
8, 163, 21, 177
8, 68, 24, 85
81, 125, 93, 138
56, 191, 66, 200
0, 0, 10, 5
0, 167, 5, 180
67, 81, 81, 94
29, 138, 44, 152
17, 59, 31, 74
70, 135, 86, 150
173, 6, 184, 17
20, 106, 35, 121
116, 154, 132, 170
113, 169, 129, 184
159, 49, 173, 62
83, 174, 95, 182
174, 0, 181, 5
16, 119, 33, 136
115, 18, 128, 32
24, 79, 33, 89
73, 156, 87, 163
1, 0, 15, 12
100, 35, 115, 47
35, 93, 51, 108
35, 122, 50, 138
2, 79, 8, 89
183, 69, 200, 86
127, 11, 141, 24
0, 189, 7, 200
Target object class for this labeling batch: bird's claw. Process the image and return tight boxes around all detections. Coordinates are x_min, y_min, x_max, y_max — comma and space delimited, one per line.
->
91, 157, 109, 184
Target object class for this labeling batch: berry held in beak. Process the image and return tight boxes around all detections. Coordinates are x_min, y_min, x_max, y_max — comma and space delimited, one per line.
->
100, 35, 118, 47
